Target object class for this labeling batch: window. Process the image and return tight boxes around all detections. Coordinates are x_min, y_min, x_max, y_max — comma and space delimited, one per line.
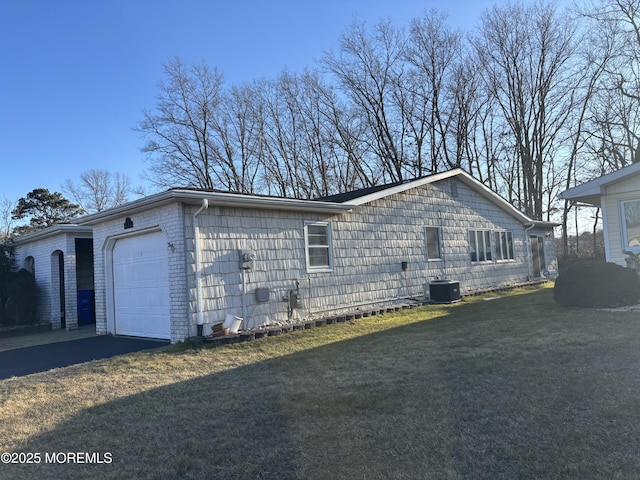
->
24, 256, 35, 274
425, 227, 441, 260
469, 230, 493, 262
622, 199, 640, 250
304, 221, 333, 272
494, 231, 515, 260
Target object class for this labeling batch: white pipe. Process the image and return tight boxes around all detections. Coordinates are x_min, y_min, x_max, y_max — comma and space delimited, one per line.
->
193, 199, 209, 334
438, 210, 446, 278
525, 223, 536, 281
241, 268, 247, 328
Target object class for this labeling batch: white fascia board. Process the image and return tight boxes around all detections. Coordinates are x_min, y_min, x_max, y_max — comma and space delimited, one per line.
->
526, 220, 562, 229
173, 190, 355, 213
11, 224, 93, 245
78, 189, 353, 226
345, 169, 464, 206
347, 168, 535, 225
559, 182, 604, 206
76, 190, 176, 225
560, 162, 640, 206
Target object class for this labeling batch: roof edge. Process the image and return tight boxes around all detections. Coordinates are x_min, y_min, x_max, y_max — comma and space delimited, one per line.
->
78, 189, 353, 226
560, 162, 640, 205
345, 168, 542, 226
11, 224, 93, 245
343, 169, 464, 206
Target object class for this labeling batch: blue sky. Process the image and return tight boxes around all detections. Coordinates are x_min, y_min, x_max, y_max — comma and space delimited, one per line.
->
1, 0, 494, 204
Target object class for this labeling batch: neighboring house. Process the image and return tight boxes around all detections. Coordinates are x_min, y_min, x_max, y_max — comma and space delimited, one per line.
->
9, 224, 93, 331
560, 162, 640, 267
12, 168, 558, 343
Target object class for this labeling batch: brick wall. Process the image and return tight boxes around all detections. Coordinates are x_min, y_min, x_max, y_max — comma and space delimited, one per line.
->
14, 231, 91, 329
91, 202, 188, 343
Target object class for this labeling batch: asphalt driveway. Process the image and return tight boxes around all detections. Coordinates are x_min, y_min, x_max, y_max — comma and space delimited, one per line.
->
0, 336, 169, 380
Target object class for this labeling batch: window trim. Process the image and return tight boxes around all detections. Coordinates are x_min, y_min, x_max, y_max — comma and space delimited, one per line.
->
424, 226, 442, 261
469, 229, 493, 263
494, 230, 515, 261
621, 199, 640, 251
304, 221, 333, 273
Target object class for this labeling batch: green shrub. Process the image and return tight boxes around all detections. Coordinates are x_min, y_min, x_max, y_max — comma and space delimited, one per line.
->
554, 262, 640, 308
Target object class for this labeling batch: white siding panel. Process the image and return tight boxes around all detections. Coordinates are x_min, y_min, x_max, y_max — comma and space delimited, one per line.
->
603, 192, 640, 266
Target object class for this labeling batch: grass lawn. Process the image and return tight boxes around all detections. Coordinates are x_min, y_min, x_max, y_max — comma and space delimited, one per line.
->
2, 284, 640, 479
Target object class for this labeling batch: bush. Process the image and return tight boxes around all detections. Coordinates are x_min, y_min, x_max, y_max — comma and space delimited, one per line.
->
0, 269, 37, 326
557, 255, 605, 274
554, 262, 640, 308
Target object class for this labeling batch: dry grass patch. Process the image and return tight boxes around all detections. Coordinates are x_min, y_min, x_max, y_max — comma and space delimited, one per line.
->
2, 285, 640, 479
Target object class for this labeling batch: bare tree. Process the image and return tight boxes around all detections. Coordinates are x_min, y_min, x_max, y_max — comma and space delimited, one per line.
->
0, 196, 15, 240
471, 1, 581, 220
136, 57, 224, 190
323, 19, 410, 183
211, 83, 264, 194
134, 4, 637, 224
578, 0, 640, 170
62, 169, 131, 213
255, 74, 301, 197
313, 75, 370, 192
322, 13, 484, 185
604, 0, 640, 104
405, 9, 465, 172
558, 7, 617, 255
255, 70, 360, 198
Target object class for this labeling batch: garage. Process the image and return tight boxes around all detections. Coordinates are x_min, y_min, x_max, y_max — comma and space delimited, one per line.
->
112, 230, 171, 339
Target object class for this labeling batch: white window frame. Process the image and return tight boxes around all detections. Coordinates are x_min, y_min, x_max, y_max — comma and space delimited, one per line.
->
469, 229, 493, 263
304, 221, 333, 273
621, 199, 640, 251
424, 226, 442, 261
494, 231, 515, 261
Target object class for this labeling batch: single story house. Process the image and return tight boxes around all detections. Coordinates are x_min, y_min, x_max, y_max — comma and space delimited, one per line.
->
8, 224, 94, 330
560, 162, 640, 267
12, 168, 558, 343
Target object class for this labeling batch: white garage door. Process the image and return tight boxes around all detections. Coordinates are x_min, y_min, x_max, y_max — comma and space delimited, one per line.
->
112, 231, 171, 339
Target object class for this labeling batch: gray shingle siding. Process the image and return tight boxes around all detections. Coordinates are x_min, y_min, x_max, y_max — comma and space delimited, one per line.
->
187, 179, 553, 333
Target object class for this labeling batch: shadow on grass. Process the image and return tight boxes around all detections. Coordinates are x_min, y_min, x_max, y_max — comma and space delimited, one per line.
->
7, 288, 640, 480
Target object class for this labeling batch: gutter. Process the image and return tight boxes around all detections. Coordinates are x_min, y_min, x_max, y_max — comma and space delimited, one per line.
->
193, 199, 209, 336
77, 189, 352, 226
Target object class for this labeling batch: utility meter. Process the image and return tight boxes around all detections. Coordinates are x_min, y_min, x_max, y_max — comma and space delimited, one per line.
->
240, 249, 256, 269
289, 290, 302, 309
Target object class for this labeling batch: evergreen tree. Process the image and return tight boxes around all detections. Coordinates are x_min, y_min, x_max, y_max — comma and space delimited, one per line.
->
12, 188, 83, 235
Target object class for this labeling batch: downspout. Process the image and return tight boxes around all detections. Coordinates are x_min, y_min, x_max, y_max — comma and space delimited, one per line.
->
525, 223, 536, 281
193, 199, 209, 336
